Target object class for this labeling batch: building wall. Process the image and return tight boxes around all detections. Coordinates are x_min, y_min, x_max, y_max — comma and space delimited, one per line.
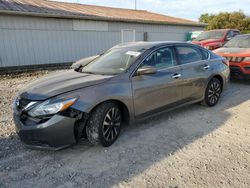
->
0, 15, 204, 67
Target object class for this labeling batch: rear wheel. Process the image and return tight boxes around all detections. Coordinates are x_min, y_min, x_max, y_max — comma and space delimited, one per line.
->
86, 102, 122, 147
202, 78, 222, 107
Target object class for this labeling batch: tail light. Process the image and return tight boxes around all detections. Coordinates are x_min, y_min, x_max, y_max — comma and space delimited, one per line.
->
222, 58, 229, 66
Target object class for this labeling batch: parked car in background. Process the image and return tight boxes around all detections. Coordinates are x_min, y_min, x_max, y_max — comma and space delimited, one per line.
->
12, 42, 229, 150
192, 29, 240, 50
186, 30, 203, 41
214, 34, 250, 79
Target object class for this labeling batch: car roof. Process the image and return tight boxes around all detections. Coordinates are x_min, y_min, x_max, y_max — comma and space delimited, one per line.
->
111, 41, 195, 50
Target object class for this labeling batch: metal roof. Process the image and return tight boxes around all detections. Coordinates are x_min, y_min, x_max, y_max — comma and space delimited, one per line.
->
0, 0, 205, 27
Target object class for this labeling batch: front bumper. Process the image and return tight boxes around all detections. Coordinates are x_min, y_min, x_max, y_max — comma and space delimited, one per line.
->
13, 113, 77, 150
230, 62, 250, 79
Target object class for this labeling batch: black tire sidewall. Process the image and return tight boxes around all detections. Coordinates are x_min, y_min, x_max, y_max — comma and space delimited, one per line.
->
86, 102, 122, 147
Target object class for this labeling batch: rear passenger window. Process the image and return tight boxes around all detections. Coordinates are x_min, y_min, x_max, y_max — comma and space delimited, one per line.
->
200, 49, 209, 60
176, 46, 203, 64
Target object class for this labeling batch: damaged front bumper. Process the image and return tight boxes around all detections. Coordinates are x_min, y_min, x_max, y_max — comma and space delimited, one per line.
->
13, 113, 78, 150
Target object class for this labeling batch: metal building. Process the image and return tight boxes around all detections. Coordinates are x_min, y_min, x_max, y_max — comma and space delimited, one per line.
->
0, 0, 205, 69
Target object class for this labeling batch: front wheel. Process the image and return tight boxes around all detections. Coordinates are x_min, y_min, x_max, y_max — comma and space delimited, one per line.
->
86, 102, 122, 147
202, 78, 222, 107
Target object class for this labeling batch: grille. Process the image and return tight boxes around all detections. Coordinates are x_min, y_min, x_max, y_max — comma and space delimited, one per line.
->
224, 56, 245, 63
245, 66, 250, 71
230, 66, 242, 76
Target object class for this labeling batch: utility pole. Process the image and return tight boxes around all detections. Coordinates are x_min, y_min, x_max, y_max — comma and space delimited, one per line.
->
135, 0, 137, 10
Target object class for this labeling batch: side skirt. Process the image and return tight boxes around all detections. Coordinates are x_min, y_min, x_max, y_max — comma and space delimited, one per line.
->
135, 98, 203, 122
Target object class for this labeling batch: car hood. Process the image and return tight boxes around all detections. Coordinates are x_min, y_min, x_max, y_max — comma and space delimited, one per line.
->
213, 47, 250, 56
192, 39, 222, 46
19, 70, 113, 100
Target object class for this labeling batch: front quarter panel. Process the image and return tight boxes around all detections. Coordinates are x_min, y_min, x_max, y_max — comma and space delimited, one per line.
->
59, 73, 134, 119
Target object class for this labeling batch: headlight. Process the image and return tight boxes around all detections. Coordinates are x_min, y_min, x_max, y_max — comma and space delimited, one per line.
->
28, 97, 78, 117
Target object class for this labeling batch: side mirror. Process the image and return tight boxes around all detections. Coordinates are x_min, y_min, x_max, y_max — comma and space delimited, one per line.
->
136, 66, 157, 76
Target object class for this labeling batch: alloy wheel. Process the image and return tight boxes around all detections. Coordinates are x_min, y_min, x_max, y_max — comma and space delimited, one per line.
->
102, 107, 121, 141
208, 81, 221, 105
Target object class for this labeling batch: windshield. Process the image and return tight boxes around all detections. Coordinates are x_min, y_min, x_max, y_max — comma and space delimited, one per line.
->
81, 48, 146, 75
224, 35, 250, 48
194, 30, 225, 41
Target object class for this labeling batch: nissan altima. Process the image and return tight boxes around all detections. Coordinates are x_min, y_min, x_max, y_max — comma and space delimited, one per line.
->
13, 42, 230, 150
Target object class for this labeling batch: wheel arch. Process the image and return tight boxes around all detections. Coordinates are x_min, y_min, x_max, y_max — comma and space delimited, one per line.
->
212, 74, 224, 91
74, 99, 130, 141
89, 99, 130, 125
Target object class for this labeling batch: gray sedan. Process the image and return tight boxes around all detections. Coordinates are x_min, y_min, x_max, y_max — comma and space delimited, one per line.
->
13, 42, 230, 150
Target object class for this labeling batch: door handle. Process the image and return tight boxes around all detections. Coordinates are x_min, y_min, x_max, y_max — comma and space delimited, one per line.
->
203, 65, 210, 70
172, 73, 181, 79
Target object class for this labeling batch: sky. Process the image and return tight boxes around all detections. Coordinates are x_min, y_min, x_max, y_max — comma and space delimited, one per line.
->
54, 0, 250, 21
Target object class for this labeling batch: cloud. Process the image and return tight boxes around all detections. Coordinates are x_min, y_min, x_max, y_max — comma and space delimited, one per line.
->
55, 0, 250, 21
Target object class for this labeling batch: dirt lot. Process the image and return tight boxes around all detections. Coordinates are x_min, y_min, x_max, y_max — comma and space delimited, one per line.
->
0, 71, 249, 188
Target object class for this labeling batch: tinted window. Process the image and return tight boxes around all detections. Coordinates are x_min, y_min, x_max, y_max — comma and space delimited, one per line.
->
176, 46, 203, 64
233, 31, 240, 36
200, 49, 209, 60
227, 31, 234, 38
143, 47, 175, 69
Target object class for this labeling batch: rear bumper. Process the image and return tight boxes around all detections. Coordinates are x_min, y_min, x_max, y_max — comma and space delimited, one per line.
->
13, 113, 77, 150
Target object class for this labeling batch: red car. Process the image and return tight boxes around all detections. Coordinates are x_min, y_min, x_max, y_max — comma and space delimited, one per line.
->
192, 29, 240, 50
214, 34, 250, 79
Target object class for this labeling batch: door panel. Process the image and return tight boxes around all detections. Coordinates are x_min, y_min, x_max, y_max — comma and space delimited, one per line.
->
175, 45, 211, 101
131, 66, 182, 117
179, 61, 211, 101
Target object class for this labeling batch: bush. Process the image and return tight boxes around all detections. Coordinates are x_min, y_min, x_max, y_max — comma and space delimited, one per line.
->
241, 30, 250, 34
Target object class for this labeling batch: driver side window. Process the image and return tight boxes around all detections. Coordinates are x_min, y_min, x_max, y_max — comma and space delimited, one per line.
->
142, 47, 175, 69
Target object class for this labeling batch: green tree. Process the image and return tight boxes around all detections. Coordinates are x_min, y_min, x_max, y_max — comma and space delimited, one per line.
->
199, 13, 215, 24
199, 11, 250, 32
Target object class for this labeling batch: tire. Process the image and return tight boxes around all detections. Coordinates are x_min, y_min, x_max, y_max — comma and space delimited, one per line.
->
86, 102, 122, 147
202, 77, 222, 107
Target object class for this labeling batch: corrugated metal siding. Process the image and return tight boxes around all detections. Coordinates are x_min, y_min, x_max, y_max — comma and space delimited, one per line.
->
0, 29, 120, 67
73, 20, 108, 31
109, 22, 200, 42
0, 15, 204, 67
108, 22, 201, 33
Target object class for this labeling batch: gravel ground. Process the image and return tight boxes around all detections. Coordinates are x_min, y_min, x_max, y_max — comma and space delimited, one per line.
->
0, 71, 250, 188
